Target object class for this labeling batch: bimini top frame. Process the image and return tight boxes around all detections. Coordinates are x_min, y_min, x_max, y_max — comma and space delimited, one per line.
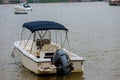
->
21, 21, 70, 50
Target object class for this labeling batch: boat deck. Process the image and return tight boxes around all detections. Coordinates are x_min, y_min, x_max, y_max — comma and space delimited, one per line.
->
16, 40, 83, 61
19, 40, 60, 58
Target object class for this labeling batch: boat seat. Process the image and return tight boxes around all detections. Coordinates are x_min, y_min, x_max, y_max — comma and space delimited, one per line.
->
36, 39, 51, 49
42, 39, 51, 45
42, 44, 59, 52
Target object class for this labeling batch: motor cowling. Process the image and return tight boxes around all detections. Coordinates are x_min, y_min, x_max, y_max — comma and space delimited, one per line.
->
52, 49, 73, 75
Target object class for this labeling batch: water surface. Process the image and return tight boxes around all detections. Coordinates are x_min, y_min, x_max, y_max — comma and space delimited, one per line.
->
0, 2, 120, 80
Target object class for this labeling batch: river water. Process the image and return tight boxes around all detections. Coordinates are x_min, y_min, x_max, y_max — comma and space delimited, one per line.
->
0, 2, 120, 80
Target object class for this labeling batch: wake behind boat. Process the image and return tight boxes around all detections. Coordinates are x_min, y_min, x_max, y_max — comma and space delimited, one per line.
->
13, 21, 84, 75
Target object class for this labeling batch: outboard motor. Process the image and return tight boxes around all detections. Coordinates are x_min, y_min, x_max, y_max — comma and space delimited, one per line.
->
52, 49, 73, 75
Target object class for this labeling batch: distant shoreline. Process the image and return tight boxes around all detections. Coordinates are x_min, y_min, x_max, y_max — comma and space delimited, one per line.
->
0, 0, 104, 4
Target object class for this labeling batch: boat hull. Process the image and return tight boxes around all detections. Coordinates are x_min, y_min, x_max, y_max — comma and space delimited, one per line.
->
14, 47, 56, 74
13, 41, 84, 74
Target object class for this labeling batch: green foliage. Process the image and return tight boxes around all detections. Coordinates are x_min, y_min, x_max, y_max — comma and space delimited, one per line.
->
33, 0, 65, 3
9, 0, 20, 3
28, 0, 33, 3
1, 0, 103, 4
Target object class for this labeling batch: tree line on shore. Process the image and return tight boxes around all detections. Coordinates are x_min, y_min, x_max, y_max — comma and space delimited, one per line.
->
0, 0, 103, 4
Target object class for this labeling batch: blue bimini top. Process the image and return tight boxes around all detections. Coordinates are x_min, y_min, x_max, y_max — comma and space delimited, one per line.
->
23, 21, 68, 33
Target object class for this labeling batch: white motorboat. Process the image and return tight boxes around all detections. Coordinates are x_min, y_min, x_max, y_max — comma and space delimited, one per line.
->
13, 21, 84, 75
14, 2, 32, 11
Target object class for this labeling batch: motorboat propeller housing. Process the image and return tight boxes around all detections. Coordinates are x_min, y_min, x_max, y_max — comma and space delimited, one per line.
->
52, 49, 74, 75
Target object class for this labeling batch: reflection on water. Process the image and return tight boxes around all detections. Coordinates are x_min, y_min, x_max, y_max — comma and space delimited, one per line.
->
19, 71, 84, 80
18, 65, 84, 80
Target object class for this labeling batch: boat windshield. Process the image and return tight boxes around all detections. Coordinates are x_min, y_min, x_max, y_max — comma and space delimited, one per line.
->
20, 2, 31, 8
